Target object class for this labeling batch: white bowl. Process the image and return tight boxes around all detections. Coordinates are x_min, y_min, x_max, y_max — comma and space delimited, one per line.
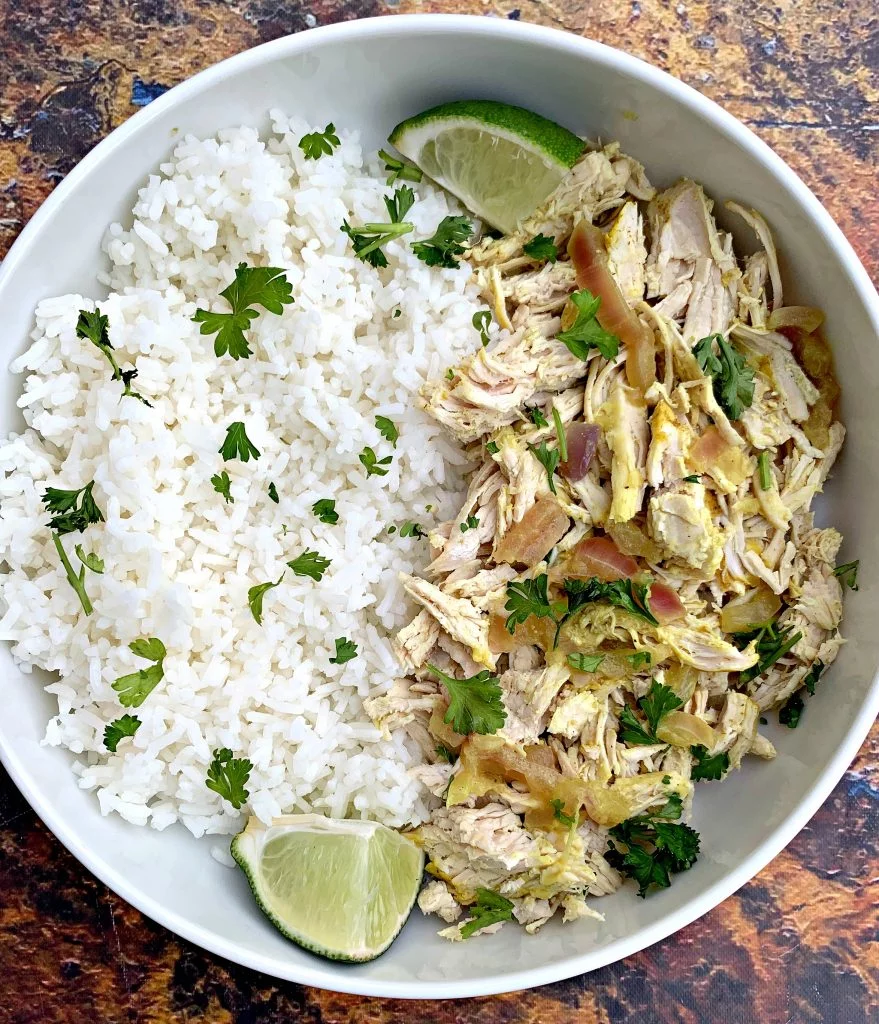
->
1, 14, 878, 999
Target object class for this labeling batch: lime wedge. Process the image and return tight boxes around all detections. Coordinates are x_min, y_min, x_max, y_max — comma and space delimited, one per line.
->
231, 814, 424, 962
388, 100, 585, 234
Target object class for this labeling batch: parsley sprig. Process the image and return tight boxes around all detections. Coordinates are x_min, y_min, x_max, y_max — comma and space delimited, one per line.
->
77, 308, 152, 405
472, 310, 492, 347
42, 482, 105, 615
205, 747, 253, 809
359, 446, 393, 477
219, 421, 261, 462
617, 680, 683, 745
375, 415, 399, 447
690, 744, 730, 781
528, 440, 561, 494
298, 123, 340, 159
312, 498, 339, 524
329, 637, 358, 664
460, 888, 515, 939
427, 664, 506, 736
568, 652, 605, 673
211, 470, 233, 504
523, 234, 558, 263
287, 550, 331, 581
342, 186, 415, 268
103, 714, 141, 753
503, 574, 565, 636
557, 290, 620, 361
248, 576, 284, 625
606, 795, 700, 897
412, 216, 472, 269
692, 333, 755, 420
111, 638, 167, 708
193, 264, 294, 360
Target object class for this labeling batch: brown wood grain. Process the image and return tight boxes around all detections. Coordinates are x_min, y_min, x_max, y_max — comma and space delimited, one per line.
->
1, 1, 878, 1021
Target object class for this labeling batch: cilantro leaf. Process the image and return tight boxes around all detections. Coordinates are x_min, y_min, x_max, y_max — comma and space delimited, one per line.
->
42, 481, 105, 536
211, 470, 233, 504
384, 185, 415, 223
193, 264, 294, 360
312, 498, 339, 524
74, 545, 104, 574
375, 415, 399, 447
248, 576, 283, 624
779, 692, 804, 728
329, 637, 358, 664
690, 744, 730, 781
607, 799, 700, 896
359, 446, 393, 477
627, 651, 652, 670
567, 652, 605, 673
523, 234, 558, 263
103, 714, 141, 753
527, 405, 549, 428
692, 333, 755, 420
503, 574, 564, 635
472, 310, 492, 347
833, 560, 859, 591
412, 215, 472, 268
111, 638, 166, 708
219, 422, 261, 463
562, 577, 659, 627
298, 123, 340, 159
287, 549, 331, 581
378, 148, 423, 185
205, 747, 253, 809
557, 289, 620, 361
400, 521, 425, 538
76, 308, 152, 405
459, 514, 480, 533
551, 798, 577, 827
460, 888, 514, 939
528, 440, 560, 494
427, 663, 506, 736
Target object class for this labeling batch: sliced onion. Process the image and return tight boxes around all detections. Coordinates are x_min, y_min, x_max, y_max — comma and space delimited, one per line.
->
719, 586, 781, 634
665, 663, 699, 702
607, 520, 664, 563
689, 425, 731, 469
564, 535, 639, 581
569, 220, 656, 393
656, 711, 716, 748
768, 305, 825, 334
648, 582, 686, 623
561, 422, 600, 482
494, 494, 570, 567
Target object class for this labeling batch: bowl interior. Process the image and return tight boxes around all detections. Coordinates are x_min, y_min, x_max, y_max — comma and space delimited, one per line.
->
1, 16, 878, 998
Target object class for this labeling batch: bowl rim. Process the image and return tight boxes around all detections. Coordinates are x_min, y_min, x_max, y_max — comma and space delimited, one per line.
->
2, 12, 878, 1000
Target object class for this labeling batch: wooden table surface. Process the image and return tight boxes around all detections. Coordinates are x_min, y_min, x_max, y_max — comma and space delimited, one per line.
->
1, 1, 877, 1021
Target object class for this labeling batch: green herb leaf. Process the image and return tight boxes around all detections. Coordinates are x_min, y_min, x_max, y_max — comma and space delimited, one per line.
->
375, 415, 399, 447
211, 470, 234, 504
111, 638, 166, 708
562, 577, 659, 627
523, 234, 558, 263
527, 406, 549, 428
627, 650, 652, 669
567, 652, 605, 673
205, 747, 253, 809
803, 659, 825, 696
503, 574, 564, 635
248, 576, 283, 625
692, 334, 755, 420
359, 446, 393, 477
735, 620, 803, 684
312, 498, 339, 525
42, 481, 105, 536
287, 549, 331, 581
606, 799, 700, 897
75, 544, 104, 574
103, 714, 141, 753
193, 264, 294, 359
472, 310, 492, 347
435, 744, 456, 764
757, 451, 772, 491
779, 692, 804, 728
833, 560, 859, 592
557, 289, 620, 361
617, 705, 657, 746
412, 215, 472, 269
640, 680, 683, 735
329, 636, 358, 664
341, 217, 414, 269
460, 888, 515, 939
690, 744, 730, 781
428, 663, 506, 736
378, 148, 423, 185
459, 514, 480, 533
400, 521, 425, 539
528, 440, 560, 494
683, 474, 702, 484
446, 368, 455, 382
552, 405, 568, 463
486, 441, 499, 455
76, 308, 152, 405
550, 798, 576, 827
219, 422, 261, 463
298, 123, 340, 159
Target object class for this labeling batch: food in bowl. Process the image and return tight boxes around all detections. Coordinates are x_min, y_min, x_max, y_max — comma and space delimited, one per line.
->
0, 98, 854, 959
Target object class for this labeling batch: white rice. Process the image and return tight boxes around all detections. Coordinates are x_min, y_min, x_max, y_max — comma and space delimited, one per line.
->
0, 112, 485, 836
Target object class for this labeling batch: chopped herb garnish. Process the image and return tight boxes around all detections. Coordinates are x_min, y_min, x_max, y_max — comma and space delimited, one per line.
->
460, 514, 480, 533
567, 652, 605, 673
211, 470, 234, 504
247, 576, 283, 624
563, 577, 659, 628
472, 310, 492, 347
486, 440, 499, 455
219, 422, 260, 463
551, 798, 577, 827
378, 148, 423, 185
375, 415, 399, 447
329, 637, 358, 664
359, 446, 393, 478
76, 308, 152, 405
779, 692, 804, 728
312, 498, 339, 525
683, 474, 702, 484
692, 333, 755, 420
435, 744, 456, 764
384, 184, 416, 223
298, 123, 340, 159
446, 368, 455, 382
287, 549, 331, 581
528, 440, 560, 494
400, 521, 425, 539
833, 560, 859, 592
103, 714, 141, 753
460, 888, 515, 939
342, 186, 415, 268
503, 574, 564, 635
557, 289, 620, 361
427, 663, 505, 736
387, 525, 397, 534
552, 405, 568, 463
606, 798, 700, 897
205, 747, 252, 809
735, 620, 803, 684
193, 264, 293, 360
412, 215, 472, 269
111, 638, 167, 708
690, 744, 730, 781
266, 482, 279, 504
617, 680, 682, 746
393, 308, 402, 319
627, 650, 652, 670
527, 406, 549, 428
757, 451, 772, 491
43, 481, 105, 536
75, 545, 104, 574
804, 659, 825, 696
523, 234, 558, 263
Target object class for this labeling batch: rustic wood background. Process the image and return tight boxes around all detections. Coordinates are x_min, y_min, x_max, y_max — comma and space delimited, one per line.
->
1, 1, 877, 1021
